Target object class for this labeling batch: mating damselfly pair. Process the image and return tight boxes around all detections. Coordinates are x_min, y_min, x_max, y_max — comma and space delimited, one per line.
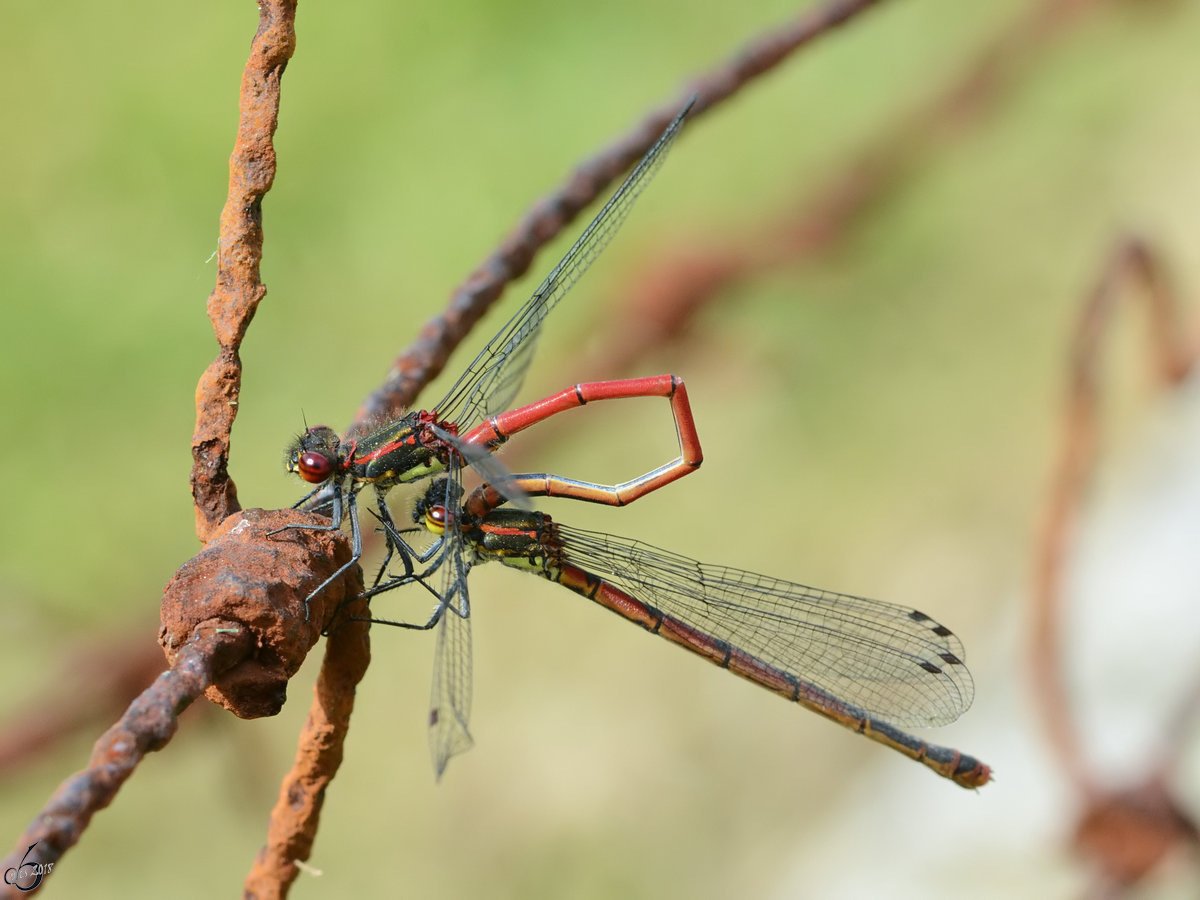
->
277, 100, 989, 789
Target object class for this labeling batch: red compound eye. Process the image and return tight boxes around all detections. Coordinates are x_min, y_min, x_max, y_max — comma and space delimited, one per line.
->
297, 451, 334, 484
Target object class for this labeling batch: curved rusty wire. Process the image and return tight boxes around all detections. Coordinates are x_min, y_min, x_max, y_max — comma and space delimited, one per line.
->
1030, 238, 1200, 894
1031, 238, 1197, 796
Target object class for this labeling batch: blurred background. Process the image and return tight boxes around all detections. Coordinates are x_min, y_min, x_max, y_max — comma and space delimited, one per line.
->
2, 0, 1200, 896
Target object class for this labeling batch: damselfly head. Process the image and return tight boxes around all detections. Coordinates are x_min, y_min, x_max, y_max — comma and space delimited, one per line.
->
413, 476, 467, 532
285, 425, 342, 484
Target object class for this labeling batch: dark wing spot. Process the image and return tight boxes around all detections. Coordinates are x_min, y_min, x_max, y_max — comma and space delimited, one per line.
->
919, 661, 944, 675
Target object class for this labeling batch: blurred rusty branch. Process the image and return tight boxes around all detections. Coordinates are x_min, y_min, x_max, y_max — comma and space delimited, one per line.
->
349, 0, 888, 437
191, 0, 298, 542
1030, 231, 1200, 900
571, 0, 1115, 374
0, 624, 252, 898
1073, 777, 1200, 896
0, 623, 165, 773
1031, 237, 1198, 798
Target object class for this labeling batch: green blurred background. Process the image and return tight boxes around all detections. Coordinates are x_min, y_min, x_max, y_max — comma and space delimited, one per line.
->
3, 0, 1199, 896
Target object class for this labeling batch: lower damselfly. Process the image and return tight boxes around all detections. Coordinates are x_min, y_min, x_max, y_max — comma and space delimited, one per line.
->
375, 477, 988, 788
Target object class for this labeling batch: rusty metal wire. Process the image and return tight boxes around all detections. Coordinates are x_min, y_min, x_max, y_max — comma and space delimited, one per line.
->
432, 0, 1116, 479
1030, 237, 1200, 894
243, 596, 370, 898
0, 624, 252, 899
1, 506, 353, 896
191, 0, 298, 542
1, 1, 320, 889
0, 622, 165, 773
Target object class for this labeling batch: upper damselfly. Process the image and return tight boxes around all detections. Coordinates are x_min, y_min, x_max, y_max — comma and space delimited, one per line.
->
279, 100, 702, 615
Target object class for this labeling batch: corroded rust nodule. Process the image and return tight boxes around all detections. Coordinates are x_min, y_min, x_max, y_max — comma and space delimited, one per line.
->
159, 508, 359, 718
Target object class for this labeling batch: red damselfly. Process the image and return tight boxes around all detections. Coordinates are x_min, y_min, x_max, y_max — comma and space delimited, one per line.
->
279, 101, 702, 614
383, 477, 988, 787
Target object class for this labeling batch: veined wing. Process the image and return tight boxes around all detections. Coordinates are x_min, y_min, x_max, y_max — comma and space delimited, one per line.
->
554, 525, 974, 728
433, 100, 695, 434
427, 468, 476, 777
429, 423, 531, 512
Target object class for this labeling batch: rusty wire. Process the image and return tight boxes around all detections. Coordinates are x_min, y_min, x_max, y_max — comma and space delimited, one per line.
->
431, 0, 1118, 479
243, 595, 370, 898
191, 0, 298, 542
1030, 237, 1200, 894
1031, 237, 1197, 794
1, 505, 353, 898
0, 624, 252, 898
2, 1, 311, 891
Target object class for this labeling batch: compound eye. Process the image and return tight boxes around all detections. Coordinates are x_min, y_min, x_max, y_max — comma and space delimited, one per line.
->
297, 451, 334, 484
425, 505, 449, 535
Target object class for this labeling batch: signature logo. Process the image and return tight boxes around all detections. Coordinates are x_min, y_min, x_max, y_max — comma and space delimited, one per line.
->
4, 842, 53, 892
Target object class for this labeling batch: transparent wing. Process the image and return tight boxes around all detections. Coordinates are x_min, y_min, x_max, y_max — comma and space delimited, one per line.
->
433, 100, 694, 434
555, 525, 974, 727
427, 467, 475, 777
